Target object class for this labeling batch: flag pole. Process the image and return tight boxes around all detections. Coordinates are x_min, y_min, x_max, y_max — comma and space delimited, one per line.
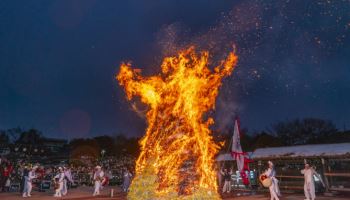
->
223, 132, 233, 167
223, 116, 237, 168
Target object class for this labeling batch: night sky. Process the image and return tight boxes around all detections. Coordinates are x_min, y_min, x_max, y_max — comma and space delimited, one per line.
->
1, 0, 349, 139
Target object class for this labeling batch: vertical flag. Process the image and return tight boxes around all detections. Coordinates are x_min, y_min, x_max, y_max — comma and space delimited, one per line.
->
231, 119, 244, 171
231, 118, 251, 185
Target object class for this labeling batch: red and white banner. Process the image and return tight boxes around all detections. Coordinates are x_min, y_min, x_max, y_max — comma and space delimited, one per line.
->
231, 119, 245, 171
230, 118, 253, 185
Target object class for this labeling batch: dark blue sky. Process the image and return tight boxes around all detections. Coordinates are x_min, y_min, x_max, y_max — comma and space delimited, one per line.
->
0, 0, 349, 139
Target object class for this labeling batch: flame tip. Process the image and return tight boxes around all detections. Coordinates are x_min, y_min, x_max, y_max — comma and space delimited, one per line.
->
117, 46, 238, 198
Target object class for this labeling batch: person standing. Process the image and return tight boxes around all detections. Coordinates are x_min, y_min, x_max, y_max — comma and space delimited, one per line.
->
20, 165, 29, 194
93, 166, 104, 196
1, 161, 13, 192
301, 163, 317, 200
122, 168, 132, 192
264, 161, 281, 200
62, 166, 73, 196
53, 167, 65, 197
0, 161, 4, 192
22, 165, 37, 198
220, 168, 233, 193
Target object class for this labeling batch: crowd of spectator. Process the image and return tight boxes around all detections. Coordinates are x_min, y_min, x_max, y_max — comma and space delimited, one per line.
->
0, 155, 135, 193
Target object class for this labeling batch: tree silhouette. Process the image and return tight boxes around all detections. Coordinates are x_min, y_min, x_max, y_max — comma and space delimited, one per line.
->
271, 118, 337, 145
0, 131, 9, 146
15, 129, 44, 145
252, 132, 283, 149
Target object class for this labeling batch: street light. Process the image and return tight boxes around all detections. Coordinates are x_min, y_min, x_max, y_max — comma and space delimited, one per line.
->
101, 149, 106, 157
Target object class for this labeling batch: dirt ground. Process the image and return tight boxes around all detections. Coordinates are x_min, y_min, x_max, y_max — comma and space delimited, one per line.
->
221, 191, 350, 200
0, 186, 125, 200
0, 187, 349, 200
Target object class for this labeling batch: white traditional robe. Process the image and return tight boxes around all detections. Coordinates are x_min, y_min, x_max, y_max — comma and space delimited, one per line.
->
62, 169, 73, 195
264, 168, 280, 200
301, 168, 316, 200
54, 172, 65, 197
23, 170, 36, 197
93, 170, 104, 196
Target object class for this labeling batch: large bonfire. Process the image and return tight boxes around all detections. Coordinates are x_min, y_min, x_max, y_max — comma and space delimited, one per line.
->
117, 46, 238, 199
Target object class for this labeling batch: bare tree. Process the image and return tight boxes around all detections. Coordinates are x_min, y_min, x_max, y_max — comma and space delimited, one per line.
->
270, 118, 337, 145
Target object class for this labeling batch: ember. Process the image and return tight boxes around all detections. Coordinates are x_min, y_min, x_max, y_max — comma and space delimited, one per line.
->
117, 46, 238, 199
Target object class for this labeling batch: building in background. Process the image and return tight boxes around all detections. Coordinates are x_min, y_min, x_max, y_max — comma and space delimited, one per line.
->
217, 143, 350, 194
41, 138, 68, 154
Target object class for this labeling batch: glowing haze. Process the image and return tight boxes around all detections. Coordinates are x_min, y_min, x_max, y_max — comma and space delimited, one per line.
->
117, 46, 237, 199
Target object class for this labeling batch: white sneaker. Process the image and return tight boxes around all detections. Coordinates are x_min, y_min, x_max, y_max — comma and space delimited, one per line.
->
22, 194, 27, 198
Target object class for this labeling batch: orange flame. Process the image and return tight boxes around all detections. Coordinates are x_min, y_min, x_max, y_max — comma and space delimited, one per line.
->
117, 46, 238, 199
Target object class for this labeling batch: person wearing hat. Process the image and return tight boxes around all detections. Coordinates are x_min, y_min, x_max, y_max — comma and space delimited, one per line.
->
22, 165, 38, 198
93, 165, 104, 196
53, 167, 65, 197
263, 161, 281, 200
301, 163, 317, 200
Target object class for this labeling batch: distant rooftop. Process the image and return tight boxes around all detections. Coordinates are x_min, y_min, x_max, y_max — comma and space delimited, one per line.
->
217, 143, 350, 161
252, 143, 350, 159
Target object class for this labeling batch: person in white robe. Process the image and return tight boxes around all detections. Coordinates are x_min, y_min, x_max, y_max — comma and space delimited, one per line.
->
264, 161, 281, 200
61, 167, 67, 196
220, 168, 233, 193
62, 166, 74, 196
301, 163, 318, 200
22, 166, 37, 198
53, 167, 65, 197
93, 166, 104, 196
